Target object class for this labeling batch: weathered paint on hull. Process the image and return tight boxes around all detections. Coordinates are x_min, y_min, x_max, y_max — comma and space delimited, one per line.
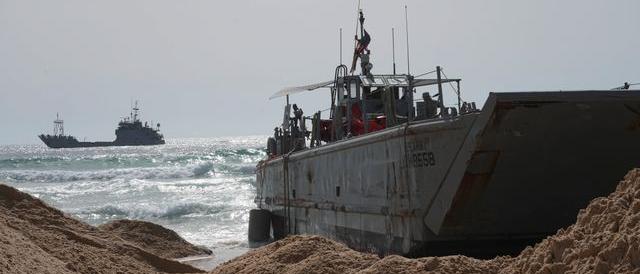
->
255, 90, 640, 257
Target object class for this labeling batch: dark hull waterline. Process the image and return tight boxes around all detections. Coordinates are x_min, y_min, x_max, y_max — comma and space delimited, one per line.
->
38, 135, 165, 148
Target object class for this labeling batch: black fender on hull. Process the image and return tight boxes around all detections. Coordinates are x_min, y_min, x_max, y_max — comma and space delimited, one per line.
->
248, 209, 272, 242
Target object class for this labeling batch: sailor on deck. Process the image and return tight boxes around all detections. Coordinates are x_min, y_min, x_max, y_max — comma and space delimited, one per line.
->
423, 92, 439, 118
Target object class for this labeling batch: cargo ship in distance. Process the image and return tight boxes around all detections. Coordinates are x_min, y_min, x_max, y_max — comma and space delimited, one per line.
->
39, 101, 165, 148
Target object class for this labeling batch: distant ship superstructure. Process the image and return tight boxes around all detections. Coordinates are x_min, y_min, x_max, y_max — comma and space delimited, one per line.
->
39, 101, 165, 148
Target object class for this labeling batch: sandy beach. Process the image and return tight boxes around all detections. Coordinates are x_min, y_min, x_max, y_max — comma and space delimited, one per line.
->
2, 168, 640, 273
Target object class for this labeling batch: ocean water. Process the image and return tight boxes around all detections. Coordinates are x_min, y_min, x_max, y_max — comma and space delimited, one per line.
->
0, 136, 266, 265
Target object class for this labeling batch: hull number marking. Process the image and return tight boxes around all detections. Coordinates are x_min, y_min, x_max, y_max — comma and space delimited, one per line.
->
412, 151, 436, 167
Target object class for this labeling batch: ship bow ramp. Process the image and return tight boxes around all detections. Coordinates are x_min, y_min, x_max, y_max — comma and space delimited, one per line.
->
428, 90, 640, 246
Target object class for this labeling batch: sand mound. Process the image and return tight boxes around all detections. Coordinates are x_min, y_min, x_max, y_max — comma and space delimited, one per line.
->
362, 255, 510, 274
0, 221, 75, 274
210, 235, 509, 274
0, 184, 203, 274
500, 168, 640, 274
100, 219, 212, 259
212, 169, 640, 274
210, 235, 379, 274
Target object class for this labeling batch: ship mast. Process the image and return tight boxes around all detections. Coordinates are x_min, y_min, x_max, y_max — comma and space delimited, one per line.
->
132, 101, 140, 122
53, 113, 64, 136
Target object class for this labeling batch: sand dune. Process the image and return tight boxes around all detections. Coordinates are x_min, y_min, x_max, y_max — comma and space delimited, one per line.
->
99, 219, 212, 259
501, 168, 640, 273
0, 184, 203, 274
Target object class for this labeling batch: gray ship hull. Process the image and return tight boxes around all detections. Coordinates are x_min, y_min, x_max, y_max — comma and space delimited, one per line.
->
38, 134, 165, 149
38, 135, 165, 148
255, 90, 640, 257
38, 135, 113, 148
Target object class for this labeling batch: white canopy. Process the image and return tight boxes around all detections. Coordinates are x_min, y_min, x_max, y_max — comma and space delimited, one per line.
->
269, 77, 461, 99
269, 80, 334, 100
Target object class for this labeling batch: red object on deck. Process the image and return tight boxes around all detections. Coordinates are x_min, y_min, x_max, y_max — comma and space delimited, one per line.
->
351, 104, 385, 136
318, 104, 387, 142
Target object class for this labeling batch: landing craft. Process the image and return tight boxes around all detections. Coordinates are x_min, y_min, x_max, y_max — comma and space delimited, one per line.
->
249, 9, 640, 257
39, 101, 165, 148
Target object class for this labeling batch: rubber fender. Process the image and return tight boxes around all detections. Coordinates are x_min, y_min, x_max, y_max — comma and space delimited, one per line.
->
248, 209, 272, 242
271, 213, 287, 240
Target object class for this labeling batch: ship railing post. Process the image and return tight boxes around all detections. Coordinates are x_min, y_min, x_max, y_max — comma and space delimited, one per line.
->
310, 114, 315, 148
436, 66, 445, 117
330, 86, 336, 142
456, 80, 461, 112
408, 75, 415, 122
362, 80, 368, 134
345, 79, 352, 136
333, 102, 343, 140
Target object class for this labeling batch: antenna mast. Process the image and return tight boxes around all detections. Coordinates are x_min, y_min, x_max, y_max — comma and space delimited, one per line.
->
339, 28, 343, 65
392, 28, 396, 75
404, 5, 411, 75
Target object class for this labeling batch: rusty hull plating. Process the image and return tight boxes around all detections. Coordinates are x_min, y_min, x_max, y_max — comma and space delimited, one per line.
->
255, 90, 640, 258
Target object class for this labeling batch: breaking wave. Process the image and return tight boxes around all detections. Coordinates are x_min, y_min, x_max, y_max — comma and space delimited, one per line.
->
80, 203, 225, 219
1, 161, 216, 183
0, 147, 265, 171
193, 162, 214, 177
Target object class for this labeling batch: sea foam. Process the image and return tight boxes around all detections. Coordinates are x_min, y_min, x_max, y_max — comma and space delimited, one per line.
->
1, 161, 216, 183
82, 202, 225, 219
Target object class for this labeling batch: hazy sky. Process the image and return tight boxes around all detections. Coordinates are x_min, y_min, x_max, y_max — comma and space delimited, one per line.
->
1, 0, 639, 145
